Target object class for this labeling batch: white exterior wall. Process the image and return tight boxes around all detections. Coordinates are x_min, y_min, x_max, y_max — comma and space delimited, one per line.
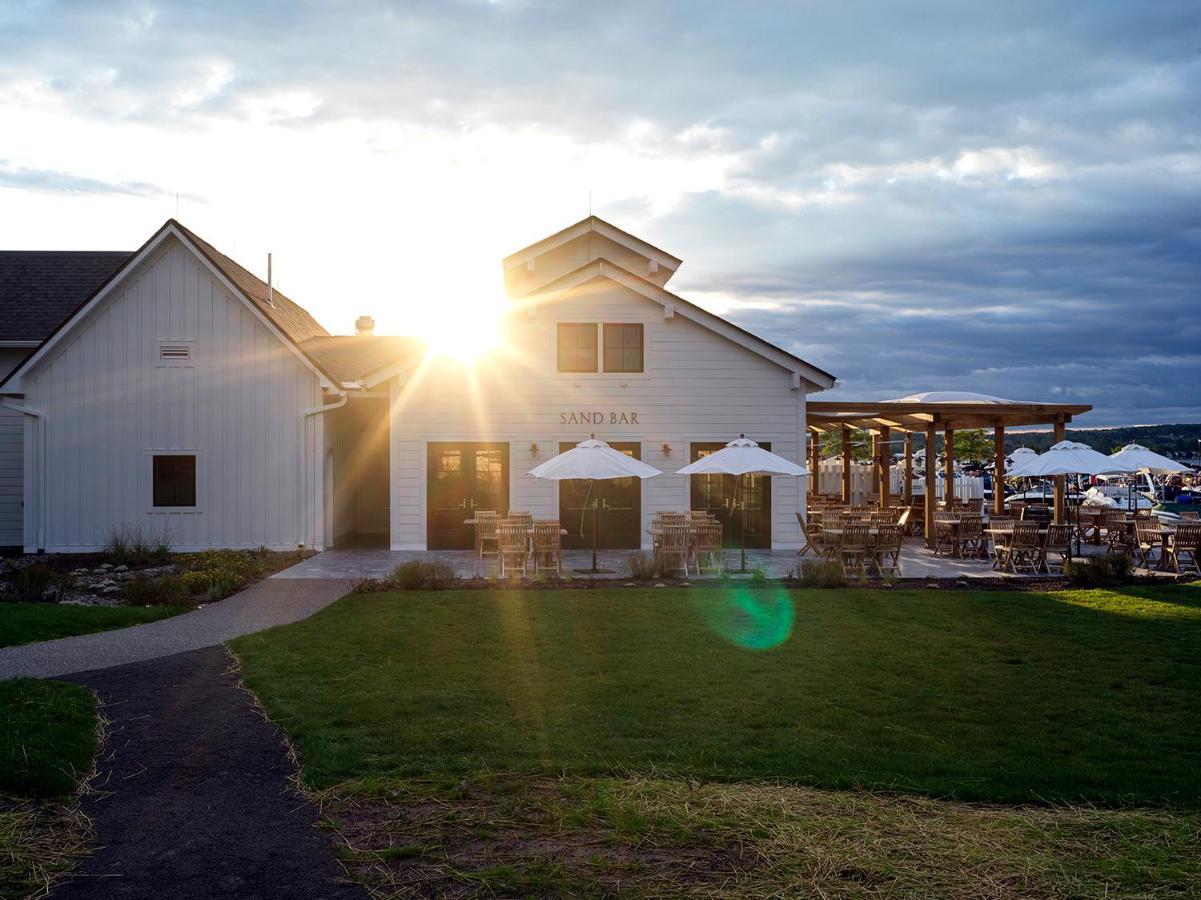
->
20, 237, 325, 552
389, 277, 812, 549
0, 348, 30, 546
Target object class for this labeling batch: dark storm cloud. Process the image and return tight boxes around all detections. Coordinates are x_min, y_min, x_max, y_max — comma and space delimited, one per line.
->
1, 0, 1198, 424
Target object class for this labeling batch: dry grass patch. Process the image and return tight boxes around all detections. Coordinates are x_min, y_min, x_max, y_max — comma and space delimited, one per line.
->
314, 775, 1201, 899
0, 799, 91, 900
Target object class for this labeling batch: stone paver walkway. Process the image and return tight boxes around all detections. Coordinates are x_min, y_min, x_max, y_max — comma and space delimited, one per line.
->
274, 541, 1092, 582
56, 646, 365, 900
0, 577, 351, 680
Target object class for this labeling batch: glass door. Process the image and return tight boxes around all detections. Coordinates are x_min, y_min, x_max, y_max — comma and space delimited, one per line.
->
559, 441, 643, 549
689, 442, 772, 548
426, 442, 509, 549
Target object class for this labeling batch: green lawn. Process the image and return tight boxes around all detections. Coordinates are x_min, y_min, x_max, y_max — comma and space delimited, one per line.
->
0, 679, 97, 899
232, 584, 1201, 807
0, 679, 98, 799
0, 602, 180, 649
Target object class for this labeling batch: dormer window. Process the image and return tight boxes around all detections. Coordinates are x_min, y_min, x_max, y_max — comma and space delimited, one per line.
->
603, 324, 644, 373
556, 323, 598, 373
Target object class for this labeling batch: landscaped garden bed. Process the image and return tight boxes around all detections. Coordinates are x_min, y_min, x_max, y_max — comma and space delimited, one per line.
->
233, 583, 1201, 897
0, 527, 312, 648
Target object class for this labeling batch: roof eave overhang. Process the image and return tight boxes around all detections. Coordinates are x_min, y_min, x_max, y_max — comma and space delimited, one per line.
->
503, 217, 683, 275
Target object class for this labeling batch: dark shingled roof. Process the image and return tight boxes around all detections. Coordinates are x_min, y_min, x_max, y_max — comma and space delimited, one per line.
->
171, 220, 329, 344
301, 335, 425, 382
0, 251, 132, 341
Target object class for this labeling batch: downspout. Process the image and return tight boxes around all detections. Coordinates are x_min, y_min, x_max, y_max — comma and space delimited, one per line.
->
302, 390, 350, 549
2, 400, 45, 551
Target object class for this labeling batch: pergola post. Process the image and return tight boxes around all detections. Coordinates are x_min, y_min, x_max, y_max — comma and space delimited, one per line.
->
841, 427, 852, 505
809, 430, 821, 502
993, 423, 1005, 517
924, 422, 937, 547
877, 425, 891, 509
944, 426, 955, 509
903, 431, 913, 506
1053, 417, 1066, 524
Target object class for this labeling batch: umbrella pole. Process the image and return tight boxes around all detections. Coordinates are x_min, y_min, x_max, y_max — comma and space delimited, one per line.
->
592, 483, 599, 572
738, 477, 747, 572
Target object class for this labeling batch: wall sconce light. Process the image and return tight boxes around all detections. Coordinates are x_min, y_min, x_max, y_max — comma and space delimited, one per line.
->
662, 442, 672, 457
530, 442, 540, 457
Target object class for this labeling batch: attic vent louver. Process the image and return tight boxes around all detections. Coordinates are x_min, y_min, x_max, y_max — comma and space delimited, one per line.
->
159, 344, 191, 361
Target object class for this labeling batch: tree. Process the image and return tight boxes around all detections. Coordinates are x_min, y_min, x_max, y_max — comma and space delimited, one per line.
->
818, 429, 873, 462
952, 429, 995, 462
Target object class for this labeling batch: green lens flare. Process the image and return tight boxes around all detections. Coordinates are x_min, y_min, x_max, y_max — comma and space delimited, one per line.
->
696, 588, 794, 651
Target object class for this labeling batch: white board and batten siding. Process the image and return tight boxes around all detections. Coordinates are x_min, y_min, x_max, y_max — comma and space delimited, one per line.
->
388, 277, 813, 549
19, 236, 325, 552
0, 348, 31, 546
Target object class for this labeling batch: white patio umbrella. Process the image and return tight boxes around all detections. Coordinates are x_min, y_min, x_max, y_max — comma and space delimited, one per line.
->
675, 435, 810, 572
528, 435, 660, 573
1006, 446, 1039, 477
1109, 443, 1191, 513
1108, 443, 1192, 475
1020, 441, 1138, 557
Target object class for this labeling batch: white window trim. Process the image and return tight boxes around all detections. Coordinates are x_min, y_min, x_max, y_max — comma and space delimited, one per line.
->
146, 448, 202, 514
553, 317, 650, 381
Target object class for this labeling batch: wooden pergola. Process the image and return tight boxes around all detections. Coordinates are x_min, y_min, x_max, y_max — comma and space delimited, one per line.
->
806, 397, 1092, 547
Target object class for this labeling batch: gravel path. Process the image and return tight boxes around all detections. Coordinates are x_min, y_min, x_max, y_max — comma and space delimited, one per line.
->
55, 646, 366, 900
0, 577, 351, 680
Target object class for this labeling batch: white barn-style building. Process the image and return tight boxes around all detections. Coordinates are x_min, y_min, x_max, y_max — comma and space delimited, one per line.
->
0, 217, 835, 554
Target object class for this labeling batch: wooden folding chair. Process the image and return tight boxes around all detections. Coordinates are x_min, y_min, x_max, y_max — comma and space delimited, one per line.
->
837, 523, 870, 579
532, 521, 562, 576
497, 521, 530, 578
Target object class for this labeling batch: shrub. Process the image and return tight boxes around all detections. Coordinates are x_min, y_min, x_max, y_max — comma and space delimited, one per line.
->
794, 559, 846, 588
390, 560, 427, 590
181, 571, 211, 594
104, 523, 173, 566
387, 560, 460, 591
626, 552, 659, 580
11, 565, 60, 602
1064, 554, 1133, 588
350, 576, 387, 593
120, 574, 191, 607
422, 560, 458, 591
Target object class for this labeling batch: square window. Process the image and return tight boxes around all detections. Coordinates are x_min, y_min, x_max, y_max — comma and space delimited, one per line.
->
153, 455, 196, 507
557, 323, 598, 373
603, 323, 644, 373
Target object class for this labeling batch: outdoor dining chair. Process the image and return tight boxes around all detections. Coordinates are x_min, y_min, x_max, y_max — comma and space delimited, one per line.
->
1135, 521, 1163, 568
656, 523, 692, 576
693, 523, 724, 576
1166, 523, 1200, 574
507, 511, 533, 528
531, 521, 563, 576
1007, 522, 1042, 574
474, 510, 499, 559
932, 511, 959, 556
1042, 524, 1073, 574
873, 524, 903, 576
837, 523, 871, 579
497, 521, 531, 578
1102, 510, 1130, 553
957, 514, 985, 559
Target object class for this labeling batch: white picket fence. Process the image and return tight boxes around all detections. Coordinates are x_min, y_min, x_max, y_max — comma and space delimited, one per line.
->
816, 460, 983, 505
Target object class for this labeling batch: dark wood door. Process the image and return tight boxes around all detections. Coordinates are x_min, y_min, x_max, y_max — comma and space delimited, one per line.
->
559, 442, 642, 549
427, 442, 509, 549
689, 442, 772, 548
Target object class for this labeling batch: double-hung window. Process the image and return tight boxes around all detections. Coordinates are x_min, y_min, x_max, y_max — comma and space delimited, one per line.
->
556, 323, 599, 373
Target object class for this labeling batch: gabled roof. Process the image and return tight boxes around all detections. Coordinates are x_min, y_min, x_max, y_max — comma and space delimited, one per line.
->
302, 335, 425, 383
172, 221, 328, 344
2, 220, 341, 392
516, 257, 837, 390
0, 251, 132, 342
503, 215, 683, 280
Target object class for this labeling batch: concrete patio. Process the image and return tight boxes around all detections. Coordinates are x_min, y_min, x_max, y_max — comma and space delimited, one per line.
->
273, 539, 1113, 582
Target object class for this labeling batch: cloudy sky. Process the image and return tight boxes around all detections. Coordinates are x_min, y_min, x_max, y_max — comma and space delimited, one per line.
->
1, 1, 1198, 425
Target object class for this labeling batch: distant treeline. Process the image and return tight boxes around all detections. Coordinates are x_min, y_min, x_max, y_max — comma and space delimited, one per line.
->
901, 423, 1201, 460
1004, 423, 1201, 458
